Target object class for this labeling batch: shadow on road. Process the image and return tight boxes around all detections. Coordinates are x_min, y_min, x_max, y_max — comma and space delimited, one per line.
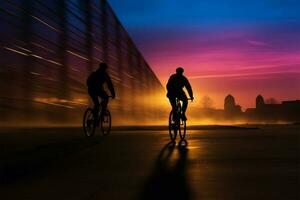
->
0, 136, 100, 184
140, 140, 192, 200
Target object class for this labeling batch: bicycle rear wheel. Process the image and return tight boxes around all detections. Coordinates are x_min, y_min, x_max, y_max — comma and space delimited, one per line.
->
179, 118, 186, 140
101, 109, 111, 135
168, 110, 178, 141
83, 108, 96, 137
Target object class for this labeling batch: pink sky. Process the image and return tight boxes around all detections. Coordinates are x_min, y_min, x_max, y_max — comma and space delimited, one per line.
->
136, 25, 300, 109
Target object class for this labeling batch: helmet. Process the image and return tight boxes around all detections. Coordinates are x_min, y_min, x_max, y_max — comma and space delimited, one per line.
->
98, 63, 108, 71
176, 67, 184, 74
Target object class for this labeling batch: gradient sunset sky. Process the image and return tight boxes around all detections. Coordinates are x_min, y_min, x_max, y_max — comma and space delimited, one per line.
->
109, 0, 300, 109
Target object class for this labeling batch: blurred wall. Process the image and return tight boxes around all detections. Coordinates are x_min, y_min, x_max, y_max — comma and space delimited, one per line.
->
0, 0, 165, 126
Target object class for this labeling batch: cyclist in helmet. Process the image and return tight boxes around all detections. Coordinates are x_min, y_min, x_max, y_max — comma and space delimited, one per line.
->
86, 63, 115, 120
167, 67, 194, 121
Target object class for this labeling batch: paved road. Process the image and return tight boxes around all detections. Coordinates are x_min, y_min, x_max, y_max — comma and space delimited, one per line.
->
0, 125, 299, 199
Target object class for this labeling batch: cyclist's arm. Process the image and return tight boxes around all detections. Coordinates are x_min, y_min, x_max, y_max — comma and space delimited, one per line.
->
166, 75, 173, 91
166, 75, 176, 92
184, 77, 193, 99
106, 75, 115, 98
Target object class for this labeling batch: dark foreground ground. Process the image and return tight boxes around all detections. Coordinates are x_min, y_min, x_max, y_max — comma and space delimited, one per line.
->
0, 125, 299, 200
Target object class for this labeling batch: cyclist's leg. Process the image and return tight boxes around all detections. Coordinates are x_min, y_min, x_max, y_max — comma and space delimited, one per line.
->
168, 95, 176, 111
99, 90, 109, 115
88, 88, 100, 119
179, 93, 188, 120
168, 94, 178, 120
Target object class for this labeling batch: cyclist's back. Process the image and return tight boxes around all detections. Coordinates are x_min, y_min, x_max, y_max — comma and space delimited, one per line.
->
166, 67, 194, 121
167, 73, 191, 97
87, 63, 115, 118
87, 70, 110, 90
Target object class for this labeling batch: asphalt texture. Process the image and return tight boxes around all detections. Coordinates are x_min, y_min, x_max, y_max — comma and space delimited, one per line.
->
0, 125, 299, 200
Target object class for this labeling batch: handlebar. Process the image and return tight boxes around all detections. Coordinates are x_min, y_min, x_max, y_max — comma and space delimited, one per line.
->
108, 96, 117, 100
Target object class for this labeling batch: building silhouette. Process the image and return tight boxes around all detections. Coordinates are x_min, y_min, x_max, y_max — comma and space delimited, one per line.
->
190, 94, 300, 123
245, 95, 300, 122
224, 94, 242, 117
0, 0, 164, 125
256, 95, 265, 110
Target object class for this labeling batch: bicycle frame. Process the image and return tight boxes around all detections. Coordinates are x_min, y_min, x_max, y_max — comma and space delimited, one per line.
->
93, 96, 113, 122
168, 97, 192, 141
175, 97, 192, 120
83, 96, 113, 137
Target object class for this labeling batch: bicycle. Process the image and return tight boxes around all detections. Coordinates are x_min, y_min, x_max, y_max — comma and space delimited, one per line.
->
83, 97, 112, 137
168, 98, 192, 141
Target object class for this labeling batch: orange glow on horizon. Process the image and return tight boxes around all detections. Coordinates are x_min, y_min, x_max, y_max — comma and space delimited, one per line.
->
135, 26, 300, 110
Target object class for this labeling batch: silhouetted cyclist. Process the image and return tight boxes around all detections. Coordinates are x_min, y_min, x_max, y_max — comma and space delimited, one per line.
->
87, 63, 115, 120
167, 67, 194, 121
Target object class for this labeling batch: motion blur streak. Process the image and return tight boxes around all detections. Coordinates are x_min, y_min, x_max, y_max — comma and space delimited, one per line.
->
0, 0, 164, 127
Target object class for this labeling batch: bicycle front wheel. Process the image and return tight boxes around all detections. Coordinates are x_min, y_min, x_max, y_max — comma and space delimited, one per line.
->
101, 109, 111, 135
168, 110, 178, 141
83, 108, 96, 137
